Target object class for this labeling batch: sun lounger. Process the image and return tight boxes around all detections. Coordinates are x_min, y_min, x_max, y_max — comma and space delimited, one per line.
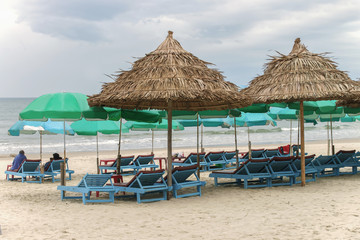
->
204, 151, 227, 171
44, 158, 74, 182
312, 155, 340, 177
99, 155, 137, 175
113, 169, 169, 203
264, 148, 281, 158
133, 154, 158, 171
291, 154, 317, 184
209, 158, 272, 189
334, 150, 360, 175
268, 156, 296, 186
172, 152, 207, 170
241, 149, 266, 159
57, 174, 115, 205
168, 165, 206, 198
5, 159, 44, 183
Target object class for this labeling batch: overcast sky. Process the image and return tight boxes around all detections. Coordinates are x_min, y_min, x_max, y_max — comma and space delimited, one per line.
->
1, 0, 359, 98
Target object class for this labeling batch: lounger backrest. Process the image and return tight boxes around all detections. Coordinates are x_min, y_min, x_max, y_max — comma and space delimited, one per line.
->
269, 156, 294, 171
336, 150, 356, 162
224, 151, 236, 160
127, 170, 165, 188
78, 174, 111, 188
242, 149, 265, 159
111, 156, 135, 167
50, 159, 64, 171
186, 153, 206, 164
245, 158, 270, 174
205, 151, 224, 162
20, 160, 41, 173
264, 149, 280, 158
172, 165, 197, 183
292, 154, 316, 169
135, 155, 154, 166
314, 155, 336, 165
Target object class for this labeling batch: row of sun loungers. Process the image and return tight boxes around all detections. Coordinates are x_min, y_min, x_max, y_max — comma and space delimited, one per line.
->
4, 158, 74, 183
210, 150, 360, 189
57, 165, 206, 204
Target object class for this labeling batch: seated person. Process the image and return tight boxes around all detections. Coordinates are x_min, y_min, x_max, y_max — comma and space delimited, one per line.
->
10, 150, 27, 171
44, 153, 63, 171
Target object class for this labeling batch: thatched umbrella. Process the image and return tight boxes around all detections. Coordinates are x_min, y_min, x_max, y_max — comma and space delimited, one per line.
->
88, 31, 251, 196
241, 38, 359, 186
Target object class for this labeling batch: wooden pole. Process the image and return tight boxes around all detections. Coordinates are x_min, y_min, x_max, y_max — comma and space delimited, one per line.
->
196, 113, 201, 178
234, 117, 239, 168
151, 130, 154, 155
289, 120, 293, 155
116, 118, 123, 175
327, 121, 330, 155
297, 118, 300, 157
247, 126, 252, 160
300, 101, 306, 186
167, 101, 173, 200
330, 114, 334, 155
96, 132, 99, 174
61, 120, 66, 186
40, 131, 44, 183
201, 123, 204, 153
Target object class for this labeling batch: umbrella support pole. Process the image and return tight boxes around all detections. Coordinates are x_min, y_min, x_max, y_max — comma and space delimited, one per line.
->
117, 118, 123, 175
234, 117, 239, 168
327, 122, 330, 155
61, 120, 66, 186
300, 101, 305, 186
167, 101, 173, 200
196, 113, 200, 178
201, 123, 204, 153
330, 115, 334, 155
289, 120, 293, 155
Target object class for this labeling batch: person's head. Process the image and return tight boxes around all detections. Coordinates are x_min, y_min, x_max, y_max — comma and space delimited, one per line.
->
19, 150, 25, 155
53, 153, 60, 159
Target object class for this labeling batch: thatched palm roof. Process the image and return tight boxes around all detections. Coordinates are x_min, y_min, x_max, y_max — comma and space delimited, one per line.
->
88, 31, 251, 111
241, 38, 359, 103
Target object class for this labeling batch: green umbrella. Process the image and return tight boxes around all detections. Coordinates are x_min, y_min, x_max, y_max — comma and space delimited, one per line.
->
71, 119, 129, 173
125, 120, 184, 154
19, 92, 108, 185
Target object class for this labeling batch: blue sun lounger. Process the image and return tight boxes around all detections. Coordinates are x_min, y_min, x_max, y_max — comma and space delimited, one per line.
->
291, 154, 317, 184
99, 155, 137, 175
209, 158, 272, 189
113, 169, 169, 203
241, 149, 266, 159
312, 154, 341, 177
268, 156, 296, 186
204, 151, 227, 171
334, 150, 360, 175
57, 174, 115, 205
172, 152, 207, 170
44, 158, 74, 182
133, 154, 158, 171
168, 165, 206, 198
5, 159, 44, 183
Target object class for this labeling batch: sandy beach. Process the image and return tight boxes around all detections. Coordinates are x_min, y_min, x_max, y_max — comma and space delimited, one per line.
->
1, 139, 360, 240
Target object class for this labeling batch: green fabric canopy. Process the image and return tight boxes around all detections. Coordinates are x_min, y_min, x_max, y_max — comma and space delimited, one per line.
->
71, 118, 129, 135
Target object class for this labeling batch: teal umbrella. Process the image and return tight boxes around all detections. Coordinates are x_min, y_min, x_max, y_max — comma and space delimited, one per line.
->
227, 113, 277, 159
8, 119, 74, 161
71, 119, 129, 173
19, 92, 109, 185
125, 120, 184, 154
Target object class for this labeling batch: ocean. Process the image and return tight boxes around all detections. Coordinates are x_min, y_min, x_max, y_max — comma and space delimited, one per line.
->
0, 98, 359, 155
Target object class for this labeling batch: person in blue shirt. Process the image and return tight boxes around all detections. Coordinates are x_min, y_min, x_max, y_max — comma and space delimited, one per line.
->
10, 150, 27, 170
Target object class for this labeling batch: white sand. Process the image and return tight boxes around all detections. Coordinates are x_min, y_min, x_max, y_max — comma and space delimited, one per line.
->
1, 139, 360, 240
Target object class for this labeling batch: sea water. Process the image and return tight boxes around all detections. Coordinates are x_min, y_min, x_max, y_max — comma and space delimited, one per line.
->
0, 98, 359, 155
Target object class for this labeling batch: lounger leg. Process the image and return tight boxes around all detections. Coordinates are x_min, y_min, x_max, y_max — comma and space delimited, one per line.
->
244, 180, 248, 189
197, 185, 201, 197
109, 192, 115, 203
136, 193, 141, 204
214, 177, 218, 187
173, 189, 178, 198
163, 190, 167, 201
61, 190, 64, 201
82, 193, 86, 205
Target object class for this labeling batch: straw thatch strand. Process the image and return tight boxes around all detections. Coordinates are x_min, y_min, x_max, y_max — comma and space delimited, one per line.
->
88, 31, 251, 111
241, 38, 360, 103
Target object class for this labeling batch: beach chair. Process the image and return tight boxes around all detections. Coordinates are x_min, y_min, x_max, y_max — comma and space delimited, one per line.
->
57, 174, 115, 205
113, 169, 169, 203
291, 154, 317, 184
334, 150, 360, 175
241, 149, 266, 159
204, 151, 227, 171
99, 155, 137, 175
268, 156, 296, 186
4, 159, 44, 183
168, 165, 206, 198
44, 158, 74, 182
133, 154, 158, 171
312, 154, 341, 177
172, 152, 207, 170
209, 158, 272, 189
264, 148, 281, 158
